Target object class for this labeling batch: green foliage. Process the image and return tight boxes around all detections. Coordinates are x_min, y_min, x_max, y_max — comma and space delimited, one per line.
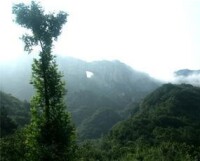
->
11, 1, 76, 161
0, 129, 27, 161
65, 59, 160, 140
79, 108, 121, 140
77, 140, 106, 161
114, 142, 200, 161
12, 1, 67, 53
0, 91, 30, 128
106, 84, 200, 160
0, 56, 161, 139
77, 84, 200, 160
0, 91, 30, 138
0, 106, 17, 137
3, 1, 200, 160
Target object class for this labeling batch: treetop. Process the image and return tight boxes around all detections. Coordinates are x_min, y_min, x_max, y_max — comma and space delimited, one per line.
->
12, 1, 68, 53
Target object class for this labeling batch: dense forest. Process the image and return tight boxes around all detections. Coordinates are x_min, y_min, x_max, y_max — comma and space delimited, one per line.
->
1, 1, 200, 161
74, 84, 200, 161
1, 84, 200, 160
0, 91, 30, 137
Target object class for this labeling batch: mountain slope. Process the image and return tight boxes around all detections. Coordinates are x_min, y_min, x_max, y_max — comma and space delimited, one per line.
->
58, 58, 161, 139
100, 84, 200, 160
0, 56, 161, 139
0, 91, 30, 137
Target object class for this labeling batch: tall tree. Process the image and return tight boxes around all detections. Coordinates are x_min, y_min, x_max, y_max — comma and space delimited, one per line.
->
12, 1, 75, 161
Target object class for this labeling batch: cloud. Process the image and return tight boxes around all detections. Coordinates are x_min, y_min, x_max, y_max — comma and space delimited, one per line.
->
173, 70, 200, 87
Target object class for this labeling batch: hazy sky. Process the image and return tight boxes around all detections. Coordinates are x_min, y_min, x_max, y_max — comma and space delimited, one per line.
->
0, 0, 200, 81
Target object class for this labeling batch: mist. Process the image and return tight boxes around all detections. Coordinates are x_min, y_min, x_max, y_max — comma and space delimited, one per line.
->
173, 69, 200, 87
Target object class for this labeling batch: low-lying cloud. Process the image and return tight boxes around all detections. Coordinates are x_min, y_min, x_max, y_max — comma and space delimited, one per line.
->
173, 69, 200, 87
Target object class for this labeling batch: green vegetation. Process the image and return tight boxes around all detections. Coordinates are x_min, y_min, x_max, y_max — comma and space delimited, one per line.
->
1, 1, 200, 161
0, 91, 30, 137
77, 84, 200, 160
1, 81, 200, 160
0, 58, 160, 140
0, 106, 17, 137
1, 1, 75, 161
78, 108, 122, 140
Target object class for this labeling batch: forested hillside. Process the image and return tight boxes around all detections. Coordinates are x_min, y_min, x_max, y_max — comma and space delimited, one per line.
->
0, 91, 30, 137
1, 83, 200, 160
78, 84, 200, 160
1, 1, 200, 161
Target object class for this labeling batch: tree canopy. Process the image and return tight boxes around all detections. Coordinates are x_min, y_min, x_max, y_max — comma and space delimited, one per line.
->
11, 1, 76, 161
12, 1, 67, 53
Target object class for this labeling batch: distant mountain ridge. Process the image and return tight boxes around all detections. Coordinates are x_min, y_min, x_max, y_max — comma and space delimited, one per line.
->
0, 56, 161, 139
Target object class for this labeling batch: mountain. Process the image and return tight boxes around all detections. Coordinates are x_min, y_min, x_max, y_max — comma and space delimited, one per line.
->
98, 83, 200, 160
0, 56, 161, 139
0, 91, 30, 137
